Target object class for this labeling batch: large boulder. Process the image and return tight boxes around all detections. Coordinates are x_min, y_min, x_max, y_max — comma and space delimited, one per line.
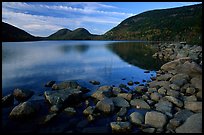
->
111, 97, 130, 108
155, 99, 173, 117
169, 109, 194, 128
175, 113, 202, 133
145, 111, 168, 128
13, 88, 34, 102
164, 96, 183, 108
169, 73, 189, 87
129, 112, 145, 125
44, 88, 82, 105
130, 99, 150, 109
176, 61, 202, 77
96, 98, 114, 114
161, 57, 191, 71
9, 101, 39, 119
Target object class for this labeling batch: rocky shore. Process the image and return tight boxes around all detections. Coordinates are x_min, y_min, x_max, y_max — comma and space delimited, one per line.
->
2, 42, 202, 133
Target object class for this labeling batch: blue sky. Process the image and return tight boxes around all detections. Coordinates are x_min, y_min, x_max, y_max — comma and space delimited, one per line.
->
2, 2, 202, 37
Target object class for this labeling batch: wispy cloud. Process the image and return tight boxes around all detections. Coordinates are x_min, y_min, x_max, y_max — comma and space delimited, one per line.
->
2, 2, 133, 36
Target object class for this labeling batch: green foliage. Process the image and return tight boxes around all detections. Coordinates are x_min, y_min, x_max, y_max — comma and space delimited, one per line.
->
104, 4, 202, 45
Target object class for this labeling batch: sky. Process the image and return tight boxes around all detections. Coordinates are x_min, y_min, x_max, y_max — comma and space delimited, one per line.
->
2, 2, 202, 37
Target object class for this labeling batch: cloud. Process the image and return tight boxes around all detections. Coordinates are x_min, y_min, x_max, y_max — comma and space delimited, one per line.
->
2, 2, 134, 36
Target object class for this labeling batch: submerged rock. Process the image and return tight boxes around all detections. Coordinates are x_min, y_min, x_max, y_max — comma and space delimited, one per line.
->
52, 80, 79, 90
89, 80, 100, 85
44, 88, 82, 105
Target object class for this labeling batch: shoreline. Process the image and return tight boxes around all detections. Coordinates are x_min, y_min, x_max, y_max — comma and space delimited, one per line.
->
2, 42, 202, 133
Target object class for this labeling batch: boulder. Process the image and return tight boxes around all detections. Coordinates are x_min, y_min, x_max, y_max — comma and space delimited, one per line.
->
145, 111, 168, 128
158, 87, 167, 95
166, 89, 180, 98
91, 89, 112, 100
96, 98, 114, 113
97, 85, 112, 91
148, 81, 170, 88
9, 101, 38, 119
157, 74, 172, 81
110, 122, 131, 132
184, 95, 197, 102
142, 128, 155, 133
112, 87, 122, 95
130, 99, 150, 109
50, 104, 62, 113
175, 113, 202, 133
83, 106, 95, 115
64, 107, 76, 115
111, 97, 130, 108
117, 93, 132, 101
155, 100, 173, 117
13, 88, 34, 102
186, 87, 196, 95
164, 96, 183, 108
169, 84, 180, 91
150, 92, 162, 102
190, 77, 202, 91
184, 101, 202, 112
52, 80, 79, 90
170, 74, 189, 87
42, 113, 57, 124
2, 94, 14, 107
161, 57, 191, 71
169, 109, 194, 128
177, 61, 202, 77
129, 112, 145, 125
44, 88, 82, 105
127, 81, 134, 86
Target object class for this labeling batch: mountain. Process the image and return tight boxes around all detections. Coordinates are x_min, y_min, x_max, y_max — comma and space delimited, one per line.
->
103, 4, 202, 45
2, 22, 41, 42
47, 28, 99, 40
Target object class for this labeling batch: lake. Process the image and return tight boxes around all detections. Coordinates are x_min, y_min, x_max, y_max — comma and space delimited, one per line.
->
2, 40, 165, 96
2, 40, 168, 133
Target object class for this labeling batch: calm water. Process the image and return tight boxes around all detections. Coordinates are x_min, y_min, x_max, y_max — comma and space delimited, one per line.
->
2, 40, 165, 96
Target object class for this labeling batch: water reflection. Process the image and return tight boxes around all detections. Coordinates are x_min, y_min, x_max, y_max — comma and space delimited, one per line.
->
59, 44, 89, 53
107, 42, 166, 70
2, 41, 163, 95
